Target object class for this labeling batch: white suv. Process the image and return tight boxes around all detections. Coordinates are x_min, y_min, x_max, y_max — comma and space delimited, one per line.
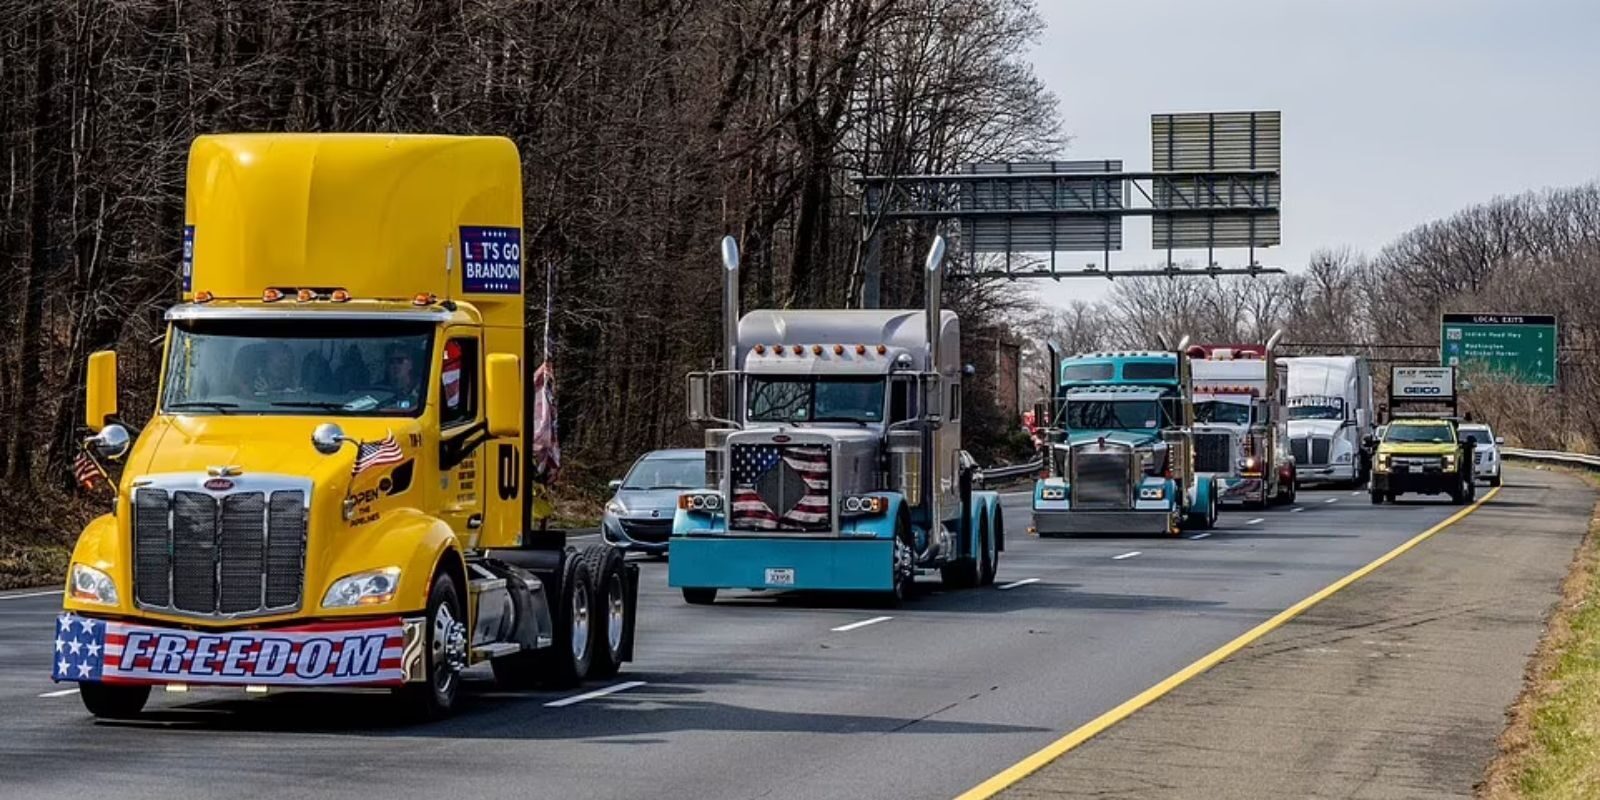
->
1457, 423, 1503, 486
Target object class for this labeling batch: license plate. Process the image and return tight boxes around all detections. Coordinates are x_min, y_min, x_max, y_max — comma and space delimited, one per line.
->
764, 568, 795, 586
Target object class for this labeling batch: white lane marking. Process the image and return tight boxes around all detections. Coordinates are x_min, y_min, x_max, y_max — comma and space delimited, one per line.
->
998, 578, 1040, 590
1324, 498, 1338, 504
1291, 506, 1306, 513
1350, 490, 1362, 496
38, 688, 79, 698
831, 615, 893, 632
0, 589, 63, 601
544, 680, 648, 708
1186, 532, 1211, 540
1246, 518, 1264, 525
1112, 551, 1142, 560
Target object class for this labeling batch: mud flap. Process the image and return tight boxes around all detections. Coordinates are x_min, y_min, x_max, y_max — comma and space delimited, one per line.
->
619, 562, 640, 662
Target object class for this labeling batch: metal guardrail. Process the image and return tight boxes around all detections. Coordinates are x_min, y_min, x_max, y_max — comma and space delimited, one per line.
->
975, 458, 1044, 487
1502, 447, 1600, 470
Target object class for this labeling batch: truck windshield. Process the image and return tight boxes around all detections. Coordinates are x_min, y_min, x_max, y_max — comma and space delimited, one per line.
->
747, 377, 885, 423
162, 319, 435, 417
1384, 423, 1454, 444
1065, 399, 1161, 430
1287, 396, 1345, 420
1194, 399, 1251, 425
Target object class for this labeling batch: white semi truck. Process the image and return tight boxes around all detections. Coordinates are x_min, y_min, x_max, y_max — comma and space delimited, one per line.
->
1189, 337, 1295, 508
1282, 355, 1375, 486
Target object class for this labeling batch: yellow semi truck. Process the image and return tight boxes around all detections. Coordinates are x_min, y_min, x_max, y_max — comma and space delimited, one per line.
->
54, 134, 637, 719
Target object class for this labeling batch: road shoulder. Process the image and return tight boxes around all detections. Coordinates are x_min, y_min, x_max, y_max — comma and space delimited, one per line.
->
1001, 466, 1594, 800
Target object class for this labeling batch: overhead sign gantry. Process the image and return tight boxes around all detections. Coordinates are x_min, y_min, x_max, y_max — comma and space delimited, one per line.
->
855, 110, 1283, 305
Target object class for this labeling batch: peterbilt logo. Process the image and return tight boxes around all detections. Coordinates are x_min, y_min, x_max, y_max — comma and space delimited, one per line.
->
203, 478, 235, 491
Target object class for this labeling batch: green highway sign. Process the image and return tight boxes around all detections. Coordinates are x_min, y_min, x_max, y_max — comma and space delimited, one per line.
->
1440, 313, 1557, 386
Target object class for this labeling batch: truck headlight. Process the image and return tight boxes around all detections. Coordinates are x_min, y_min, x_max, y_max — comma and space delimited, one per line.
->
322, 567, 401, 608
677, 492, 723, 512
1335, 451, 1352, 463
841, 495, 887, 515
1443, 454, 1457, 471
1237, 456, 1258, 472
1139, 486, 1166, 500
1376, 453, 1391, 472
69, 564, 119, 606
1040, 486, 1066, 501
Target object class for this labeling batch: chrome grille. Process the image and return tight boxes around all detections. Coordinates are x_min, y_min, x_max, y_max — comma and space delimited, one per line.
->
620, 519, 673, 543
1193, 432, 1233, 473
131, 481, 307, 618
1311, 437, 1331, 465
1071, 446, 1133, 510
1290, 436, 1309, 465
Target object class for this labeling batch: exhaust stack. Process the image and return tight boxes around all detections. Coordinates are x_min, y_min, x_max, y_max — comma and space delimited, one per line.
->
721, 236, 741, 417
924, 236, 947, 372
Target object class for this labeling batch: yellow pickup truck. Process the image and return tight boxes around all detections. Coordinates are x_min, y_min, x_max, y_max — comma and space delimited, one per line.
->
1369, 417, 1477, 505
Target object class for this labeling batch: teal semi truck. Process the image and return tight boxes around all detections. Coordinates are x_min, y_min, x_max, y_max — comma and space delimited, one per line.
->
669, 237, 1004, 604
1030, 348, 1218, 536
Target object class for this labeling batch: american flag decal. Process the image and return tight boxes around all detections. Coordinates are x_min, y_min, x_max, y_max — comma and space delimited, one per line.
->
730, 444, 832, 532
352, 433, 405, 476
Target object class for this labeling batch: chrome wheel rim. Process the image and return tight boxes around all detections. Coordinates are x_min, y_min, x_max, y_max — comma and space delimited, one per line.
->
571, 580, 591, 663
432, 600, 466, 695
605, 575, 626, 655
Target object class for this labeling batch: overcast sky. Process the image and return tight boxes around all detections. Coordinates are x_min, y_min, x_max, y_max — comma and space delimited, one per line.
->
1022, 0, 1600, 309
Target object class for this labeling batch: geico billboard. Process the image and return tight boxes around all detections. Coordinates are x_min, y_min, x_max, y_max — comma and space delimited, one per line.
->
1391, 367, 1455, 400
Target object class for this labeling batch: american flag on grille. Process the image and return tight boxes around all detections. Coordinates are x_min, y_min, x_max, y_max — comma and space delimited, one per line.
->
73, 448, 104, 490
352, 433, 405, 476
730, 445, 830, 531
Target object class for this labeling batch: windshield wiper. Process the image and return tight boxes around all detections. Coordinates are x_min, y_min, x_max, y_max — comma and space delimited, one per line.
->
166, 401, 238, 414
269, 401, 352, 411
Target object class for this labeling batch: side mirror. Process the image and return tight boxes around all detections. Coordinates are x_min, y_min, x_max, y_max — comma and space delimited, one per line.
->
486, 354, 523, 438
1495, 436, 1505, 445
85, 350, 118, 432
687, 373, 711, 423
962, 363, 976, 378
608, 478, 623, 491
311, 422, 351, 455
925, 377, 945, 420
90, 423, 132, 462
1032, 399, 1051, 429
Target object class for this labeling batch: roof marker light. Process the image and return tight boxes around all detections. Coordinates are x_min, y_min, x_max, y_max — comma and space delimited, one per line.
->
262, 288, 284, 303
754, 344, 766, 355
833, 344, 845, 355
876, 344, 887, 355
856, 344, 867, 355
296, 289, 315, 303
330, 289, 351, 303
194, 291, 215, 304
792, 345, 803, 355
413, 293, 436, 306
812, 345, 823, 356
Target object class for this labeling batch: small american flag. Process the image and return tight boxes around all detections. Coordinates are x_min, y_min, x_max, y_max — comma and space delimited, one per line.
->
73, 449, 104, 490
731, 444, 831, 531
352, 433, 405, 476
53, 615, 107, 682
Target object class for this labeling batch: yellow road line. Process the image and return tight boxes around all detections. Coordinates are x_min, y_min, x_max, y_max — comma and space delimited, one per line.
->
955, 487, 1501, 800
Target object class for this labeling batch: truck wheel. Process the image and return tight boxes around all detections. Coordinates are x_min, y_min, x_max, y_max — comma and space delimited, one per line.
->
79, 683, 150, 719
1449, 486, 1465, 505
1186, 488, 1216, 530
1370, 489, 1383, 505
581, 545, 629, 680
399, 571, 466, 719
980, 508, 1001, 586
682, 588, 718, 605
492, 552, 595, 689
1490, 473, 1502, 487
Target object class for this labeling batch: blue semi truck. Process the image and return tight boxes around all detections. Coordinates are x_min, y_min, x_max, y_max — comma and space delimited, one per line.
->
1030, 348, 1218, 536
669, 237, 1004, 604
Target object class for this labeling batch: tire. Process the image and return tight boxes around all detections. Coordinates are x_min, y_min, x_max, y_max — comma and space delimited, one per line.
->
1370, 489, 1383, 505
887, 512, 915, 605
1490, 473, 1502, 487
79, 682, 150, 719
1449, 486, 1465, 505
492, 551, 594, 690
399, 571, 466, 719
581, 545, 629, 680
1186, 485, 1216, 530
681, 587, 718, 605
975, 515, 994, 587
979, 508, 1001, 586
1386, 492, 1396, 503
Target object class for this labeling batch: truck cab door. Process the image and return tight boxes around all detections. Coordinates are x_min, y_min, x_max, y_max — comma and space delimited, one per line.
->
437, 332, 487, 547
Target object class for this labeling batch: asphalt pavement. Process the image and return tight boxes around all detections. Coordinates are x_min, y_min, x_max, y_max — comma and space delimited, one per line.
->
0, 483, 1510, 799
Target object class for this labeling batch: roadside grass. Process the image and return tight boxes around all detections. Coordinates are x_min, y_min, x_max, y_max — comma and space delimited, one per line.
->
1481, 466, 1600, 799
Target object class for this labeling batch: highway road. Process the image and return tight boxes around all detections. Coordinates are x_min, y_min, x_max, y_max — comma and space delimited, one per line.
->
0, 485, 1486, 800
